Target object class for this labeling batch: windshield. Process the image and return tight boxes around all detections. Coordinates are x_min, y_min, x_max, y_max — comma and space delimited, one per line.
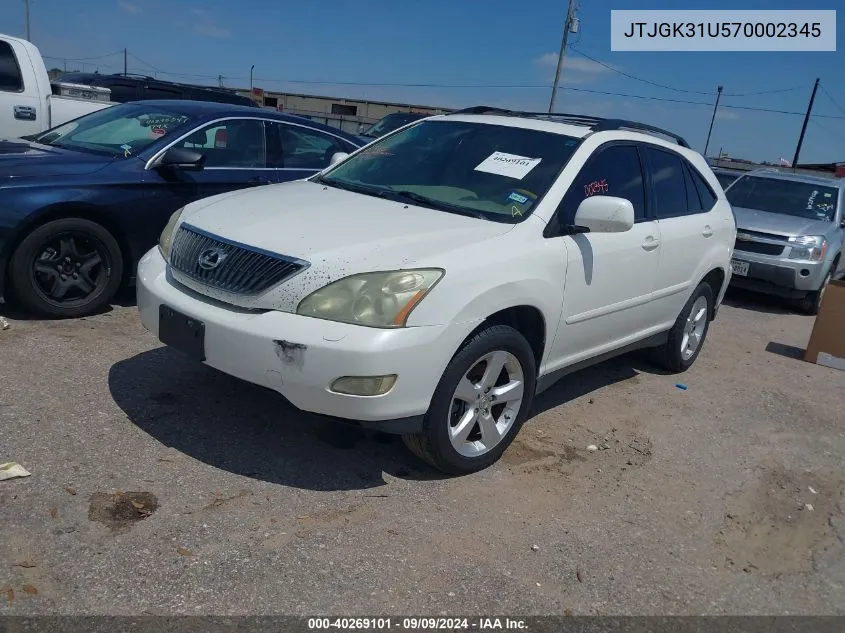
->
319, 120, 580, 222
726, 175, 839, 222
361, 113, 423, 138
33, 103, 195, 157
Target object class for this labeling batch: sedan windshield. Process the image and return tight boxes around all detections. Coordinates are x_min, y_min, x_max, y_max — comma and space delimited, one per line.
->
726, 175, 839, 222
320, 120, 580, 222
360, 113, 424, 138
33, 103, 196, 158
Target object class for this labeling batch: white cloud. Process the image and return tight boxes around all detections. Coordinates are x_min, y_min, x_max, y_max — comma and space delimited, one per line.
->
534, 52, 614, 75
716, 109, 739, 121
194, 23, 231, 38
118, 1, 142, 14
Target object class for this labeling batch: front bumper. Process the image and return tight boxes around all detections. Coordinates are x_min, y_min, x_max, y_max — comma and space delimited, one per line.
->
136, 248, 474, 429
729, 251, 829, 298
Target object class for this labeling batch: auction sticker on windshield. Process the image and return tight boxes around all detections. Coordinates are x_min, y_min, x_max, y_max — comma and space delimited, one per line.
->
474, 152, 541, 179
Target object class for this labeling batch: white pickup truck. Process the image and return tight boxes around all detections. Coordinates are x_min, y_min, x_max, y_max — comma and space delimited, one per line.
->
0, 33, 114, 139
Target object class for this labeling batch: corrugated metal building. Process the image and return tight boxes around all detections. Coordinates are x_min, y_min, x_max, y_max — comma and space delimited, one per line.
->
238, 88, 450, 134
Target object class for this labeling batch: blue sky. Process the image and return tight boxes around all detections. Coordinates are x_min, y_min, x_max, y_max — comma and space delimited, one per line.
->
2, 0, 843, 163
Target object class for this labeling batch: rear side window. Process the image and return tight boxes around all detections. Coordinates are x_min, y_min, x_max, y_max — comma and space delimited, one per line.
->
0, 41, 24, 92
647, 147, 688, 219
558, 144, 647, 225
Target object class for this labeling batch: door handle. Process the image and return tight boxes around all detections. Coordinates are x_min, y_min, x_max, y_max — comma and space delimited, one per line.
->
702, 225, 714, 238
641, 236, 660, 251
13, 105, 36, 121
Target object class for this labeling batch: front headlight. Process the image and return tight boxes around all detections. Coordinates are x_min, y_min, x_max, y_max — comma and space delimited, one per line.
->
788, 235, 827, 261
158, 207, 184, 261
297, 269, 443, 328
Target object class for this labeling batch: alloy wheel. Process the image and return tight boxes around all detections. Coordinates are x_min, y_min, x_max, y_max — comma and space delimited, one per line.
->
447, 350, 525, 458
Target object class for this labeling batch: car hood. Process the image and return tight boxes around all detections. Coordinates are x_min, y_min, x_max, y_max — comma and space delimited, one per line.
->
0, 138, 114, 180
183, 180, 514, 268
732, 206, 833, 237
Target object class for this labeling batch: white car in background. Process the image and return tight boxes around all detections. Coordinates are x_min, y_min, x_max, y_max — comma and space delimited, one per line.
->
137, 106, 735, 474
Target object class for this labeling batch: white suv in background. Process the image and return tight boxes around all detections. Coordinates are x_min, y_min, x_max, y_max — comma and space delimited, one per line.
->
137, 106, 735, 474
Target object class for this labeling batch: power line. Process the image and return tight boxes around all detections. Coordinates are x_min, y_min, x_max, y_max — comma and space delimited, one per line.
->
44, 50, 845, 120
569, 46, 806, 97
810, 118, 845, 142
42, 51, 124, 62
818, 83, 845, 116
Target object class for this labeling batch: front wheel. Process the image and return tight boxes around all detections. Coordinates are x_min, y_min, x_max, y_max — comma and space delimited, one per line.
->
8, 218, 123, 318
402, 325, 536, 475
797, 269, 832, 316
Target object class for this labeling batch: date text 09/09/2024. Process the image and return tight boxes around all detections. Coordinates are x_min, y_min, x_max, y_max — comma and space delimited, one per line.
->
307, 617, 529, 630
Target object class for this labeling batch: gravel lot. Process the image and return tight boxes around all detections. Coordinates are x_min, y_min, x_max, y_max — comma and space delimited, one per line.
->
1, 288, 843, 615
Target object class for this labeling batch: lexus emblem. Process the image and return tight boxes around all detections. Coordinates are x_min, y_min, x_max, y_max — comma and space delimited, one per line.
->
197, 247, 227, 270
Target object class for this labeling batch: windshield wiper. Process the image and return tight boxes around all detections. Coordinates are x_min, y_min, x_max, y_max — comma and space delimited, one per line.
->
315, 175, 384, 197
381, 189, 488, 220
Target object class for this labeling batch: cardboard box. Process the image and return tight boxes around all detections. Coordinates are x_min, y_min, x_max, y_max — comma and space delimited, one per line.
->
804, 279, 845, 370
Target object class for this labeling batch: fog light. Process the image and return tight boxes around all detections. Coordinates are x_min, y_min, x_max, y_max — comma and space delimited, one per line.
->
330, 375, 397, 396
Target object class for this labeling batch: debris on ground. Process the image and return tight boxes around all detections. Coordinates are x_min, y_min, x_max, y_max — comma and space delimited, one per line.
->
809, 486, 817, 494
675, 384, 688, 391
531, 544, 539, 551
176, 547, 194, 557
0, 462, 31, 481
805, 503, 814, 512
587, 445, 598, 452
576, 568, 584, 583
65, 486, 77, 496
88, 491, 158, 533
11, 561, 36, 568
22, 585, 38, 595
0, 317, 9, 330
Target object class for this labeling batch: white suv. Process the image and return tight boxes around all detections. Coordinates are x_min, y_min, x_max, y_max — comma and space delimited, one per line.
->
137, 106, 735, 474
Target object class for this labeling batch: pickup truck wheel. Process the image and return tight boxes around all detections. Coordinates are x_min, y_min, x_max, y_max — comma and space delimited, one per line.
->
9, 218, 123, 318
402, 325, 536, 475
651, 282, 713, 373
797, 269, 832, 316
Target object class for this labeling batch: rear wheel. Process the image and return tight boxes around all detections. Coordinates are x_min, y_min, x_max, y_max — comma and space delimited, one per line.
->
9, 218, 123, 318
402, 325, 536, 475
651, 282, 713, 373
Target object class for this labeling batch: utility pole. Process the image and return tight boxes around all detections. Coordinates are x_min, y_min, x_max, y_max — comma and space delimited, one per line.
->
218, 74, 223, 88
250, 64, 255, 92
23, 0, 31, 41
548, 0, 578, 113
703, 85, 723, 158
792, 77, 819, 168
123, 48, 128, 76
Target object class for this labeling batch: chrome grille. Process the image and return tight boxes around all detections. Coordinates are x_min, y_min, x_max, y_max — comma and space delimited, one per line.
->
170, 225, 307, 296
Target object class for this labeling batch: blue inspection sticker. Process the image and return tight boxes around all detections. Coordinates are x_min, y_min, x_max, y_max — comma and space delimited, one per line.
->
507, 191, 530, 205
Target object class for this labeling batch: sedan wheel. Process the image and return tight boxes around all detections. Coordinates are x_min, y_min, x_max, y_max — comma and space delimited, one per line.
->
9, 218, 123, 318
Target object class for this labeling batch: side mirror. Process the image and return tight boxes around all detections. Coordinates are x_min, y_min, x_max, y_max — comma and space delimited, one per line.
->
329, 152, 349, 166
573, 196, 635, 233
157, 147, 206, 171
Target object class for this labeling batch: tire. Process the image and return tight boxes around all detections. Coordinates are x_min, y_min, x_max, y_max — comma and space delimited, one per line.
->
402, 324, 536, 475
797, 267, 833, 316
8, 218, 123, 318
651, 282, 714, 373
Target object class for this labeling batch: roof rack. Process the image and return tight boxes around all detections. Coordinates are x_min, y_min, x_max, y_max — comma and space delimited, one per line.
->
450, 105, 690, 148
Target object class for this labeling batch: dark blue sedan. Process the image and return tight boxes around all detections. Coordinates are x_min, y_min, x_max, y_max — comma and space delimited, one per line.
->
0, 100, 364, 317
